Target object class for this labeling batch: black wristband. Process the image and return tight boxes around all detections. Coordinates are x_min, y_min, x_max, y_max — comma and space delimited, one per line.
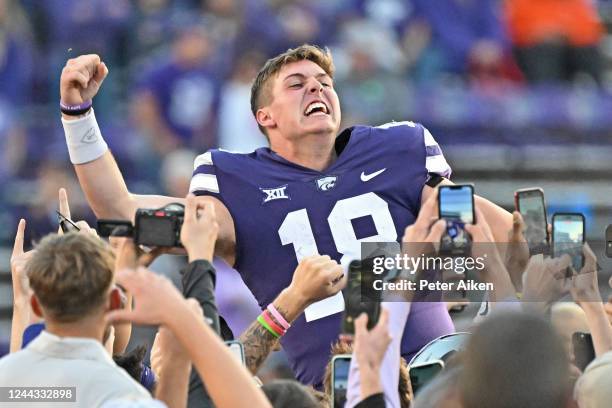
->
60, 100, 93, 116
426, 173, 445, 187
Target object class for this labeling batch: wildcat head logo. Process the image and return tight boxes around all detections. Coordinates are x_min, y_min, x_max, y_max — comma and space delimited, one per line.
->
316, 176, 337, 192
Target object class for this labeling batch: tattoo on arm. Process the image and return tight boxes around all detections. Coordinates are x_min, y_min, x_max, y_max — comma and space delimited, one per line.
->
239, 305, 289, 375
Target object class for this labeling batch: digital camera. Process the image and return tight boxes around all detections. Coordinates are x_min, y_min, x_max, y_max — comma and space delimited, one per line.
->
134, 203, 184, 247
97, 203, 185, 248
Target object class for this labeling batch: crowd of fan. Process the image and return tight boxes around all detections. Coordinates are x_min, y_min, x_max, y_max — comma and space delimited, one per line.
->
1, 0, 610, 247
2, 186, 612, 407
1, 0, 609, 179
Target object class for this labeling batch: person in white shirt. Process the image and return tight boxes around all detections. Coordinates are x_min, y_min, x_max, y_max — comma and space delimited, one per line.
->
0, 232, 153, 407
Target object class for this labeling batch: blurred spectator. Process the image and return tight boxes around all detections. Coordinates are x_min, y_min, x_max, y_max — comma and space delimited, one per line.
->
32, 0, 132, 106
460, 312, 571, 408
574, 350, 612, 408
242, 0, 328, 56
408, 0, 509, 82
201, 0, 244, 65
160, 148, 197, 197
335, 18, 407, 80
261, 379, 319, 408
218, 51, 268, 152
132, 17, 222, 155
0, 0, 34, 104
551, 302, 590, 363
333, 17, 411, 126
20, 161, 92, 243
505, 0, 604, 84
129, 0, 179, 62
0, 0, 34, 180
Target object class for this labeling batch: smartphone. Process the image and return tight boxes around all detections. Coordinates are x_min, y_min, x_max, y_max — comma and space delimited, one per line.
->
331, 355, 351, 408
56, 211, 80, 233
225, 340, 245, 366
342, 260, 380, 335
552, 213, 585, 271
97, 219, 134, 238
606, 224, 612, 258
514, 188, 549, 255
438, 185, 475, 255
409, 360, 445, 395
572, 332, 595, 371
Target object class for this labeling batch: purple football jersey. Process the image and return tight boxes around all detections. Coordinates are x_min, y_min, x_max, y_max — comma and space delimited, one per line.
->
190, 122, 454, 387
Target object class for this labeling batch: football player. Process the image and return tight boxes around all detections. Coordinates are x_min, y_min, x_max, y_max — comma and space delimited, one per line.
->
59, 45, 512, 388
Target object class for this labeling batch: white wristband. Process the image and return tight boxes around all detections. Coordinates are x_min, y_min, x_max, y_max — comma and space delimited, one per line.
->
61, 108, 109, 164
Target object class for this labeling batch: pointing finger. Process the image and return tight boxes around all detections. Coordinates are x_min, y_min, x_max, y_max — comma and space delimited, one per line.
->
58, 188, 71, 220
12, 219, 26, 258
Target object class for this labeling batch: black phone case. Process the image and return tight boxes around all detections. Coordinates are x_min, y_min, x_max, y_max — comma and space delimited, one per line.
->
573, 332, 595, 372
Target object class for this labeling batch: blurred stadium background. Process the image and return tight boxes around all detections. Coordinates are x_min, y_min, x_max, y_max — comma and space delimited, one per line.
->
1, 0, 612, 362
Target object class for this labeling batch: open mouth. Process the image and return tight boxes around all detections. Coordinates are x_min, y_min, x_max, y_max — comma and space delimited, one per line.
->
304, 101, 329, 116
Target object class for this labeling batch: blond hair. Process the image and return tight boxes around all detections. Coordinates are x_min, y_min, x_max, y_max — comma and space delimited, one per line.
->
26, 232, 115, 322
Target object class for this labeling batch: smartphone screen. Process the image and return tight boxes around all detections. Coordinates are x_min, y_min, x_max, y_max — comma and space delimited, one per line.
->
552, 213, 585, 271
409, 360, 444, 395
439, 185, 474, 253
516, 189, 549, 254
332, 355, 351, 408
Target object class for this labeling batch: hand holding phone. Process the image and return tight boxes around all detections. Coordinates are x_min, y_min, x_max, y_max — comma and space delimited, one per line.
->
331, 355, 351, 408
226, 340, 246, 366
552, 213, 585, 271
515, 188, 549, 255
438, 184, 475, 255
342, 260, 380, 335
572, 332, 595, 371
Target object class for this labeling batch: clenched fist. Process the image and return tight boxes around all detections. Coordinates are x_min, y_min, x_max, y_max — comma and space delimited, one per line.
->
287, 255, 345, 307
60, 54, 108, 106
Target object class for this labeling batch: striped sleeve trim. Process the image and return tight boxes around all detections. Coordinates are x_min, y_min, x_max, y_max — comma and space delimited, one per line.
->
189, 173, 219, 194
423, 128, 452, 178
423, 128, 438, 147
193, 151, 213, 170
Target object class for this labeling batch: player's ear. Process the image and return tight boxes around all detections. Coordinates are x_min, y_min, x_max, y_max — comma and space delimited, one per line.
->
256, 107, 276, 130
30, 295, 44, 318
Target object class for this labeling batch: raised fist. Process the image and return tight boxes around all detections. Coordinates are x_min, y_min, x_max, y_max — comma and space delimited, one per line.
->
288, 255, 345, 306
60, 54, 108, 105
